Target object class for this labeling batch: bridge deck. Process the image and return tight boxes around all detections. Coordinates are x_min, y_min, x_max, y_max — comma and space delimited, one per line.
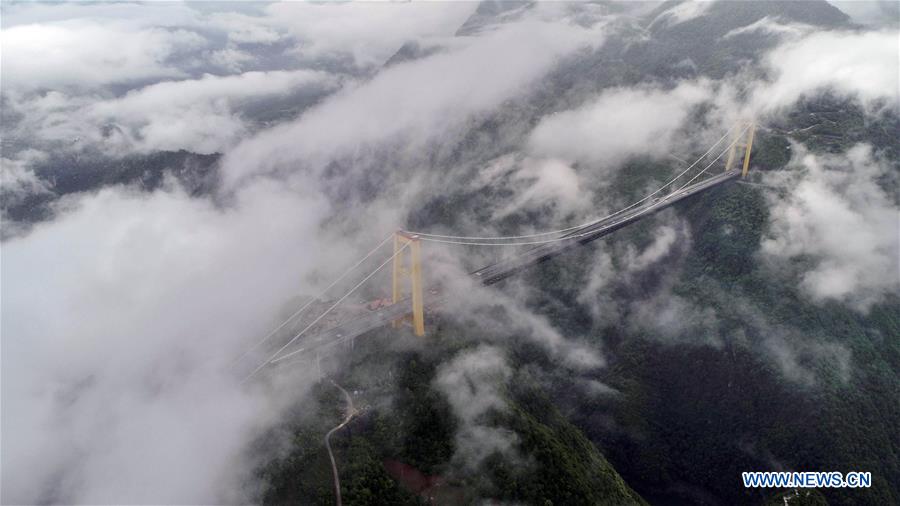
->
272, 169, 741, 361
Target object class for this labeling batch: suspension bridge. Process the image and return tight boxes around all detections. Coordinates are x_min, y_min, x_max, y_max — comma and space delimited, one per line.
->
237, 122, 757, 381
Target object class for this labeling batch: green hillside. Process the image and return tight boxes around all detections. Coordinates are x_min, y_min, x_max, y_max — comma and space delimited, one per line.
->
257, 329, 647, 505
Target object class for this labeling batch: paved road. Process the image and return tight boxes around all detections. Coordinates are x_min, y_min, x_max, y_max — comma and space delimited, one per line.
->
324, 380, 356, 506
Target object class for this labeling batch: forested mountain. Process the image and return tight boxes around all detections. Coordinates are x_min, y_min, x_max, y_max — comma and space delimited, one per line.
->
251, 2, 900, 505
2, 1, 896, 505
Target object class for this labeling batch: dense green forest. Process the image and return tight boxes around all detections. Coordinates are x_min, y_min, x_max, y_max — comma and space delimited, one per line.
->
256, 325, 648, 505
254, 90, 899, 505
516, 96, 899, 505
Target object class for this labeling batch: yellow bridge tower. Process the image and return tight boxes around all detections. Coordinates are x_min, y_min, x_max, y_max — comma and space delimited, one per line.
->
392, 231, 425, 336
724, 121, 756, 177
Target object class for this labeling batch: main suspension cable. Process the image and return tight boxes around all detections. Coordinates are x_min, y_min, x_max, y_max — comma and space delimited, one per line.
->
671, 123, 751, 194
275, 134, 751, 364
249, 125, 752, 375
415, 230, 593, 246
403, 124, 739, 242
414, 129, 746, 248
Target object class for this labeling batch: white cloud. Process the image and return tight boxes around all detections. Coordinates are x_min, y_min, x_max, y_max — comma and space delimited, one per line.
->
528, 80, 714, 167
724, 16, 814, 39
629, 289, 722, 345
492, 157, 591, 221
829, 1, 900, 27
207, 46, 255, 73
0, 150, 53, 211
6, 70, 338, 155
262, 2, 477, 66
434, 346, 518, 470
440, 270, 605, 372
761, 144, 900, 311
0, 176, 380, 503
751, 30, 900, 113
577, 219, 710, 336
577, 248, 618, 321
649, 0, 714, 28
222, 18, 605, 187
0, 2, 204, 29
730, 297, 853, 385
1, 21, 206, 91
208, 11, 284, 45
90, 70, 336, 154
625, 224, 679, 271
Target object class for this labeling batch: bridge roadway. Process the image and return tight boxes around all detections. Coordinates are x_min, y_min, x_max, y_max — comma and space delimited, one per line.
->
272, 168, 742, 361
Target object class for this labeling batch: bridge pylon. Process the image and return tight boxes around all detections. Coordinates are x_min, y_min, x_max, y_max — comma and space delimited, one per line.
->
723, 121, 756, 177
392, 231, 425, 336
